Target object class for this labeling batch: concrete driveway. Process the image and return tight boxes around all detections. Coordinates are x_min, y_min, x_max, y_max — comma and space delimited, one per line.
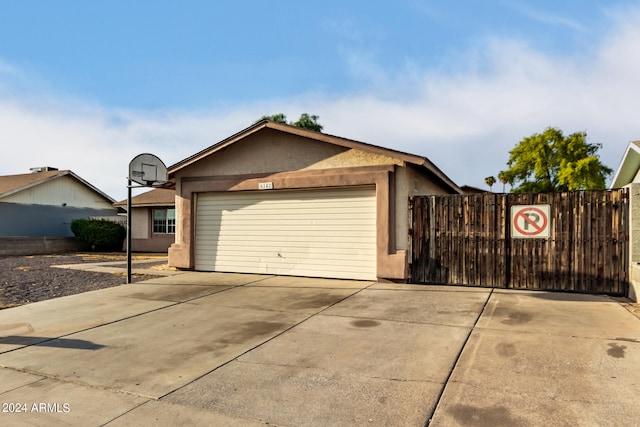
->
0, 272, 639, 426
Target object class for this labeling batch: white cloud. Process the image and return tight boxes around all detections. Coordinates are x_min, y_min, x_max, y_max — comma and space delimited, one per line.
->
511, 5, 586, 32
319, 8, 640, 188
1, 5, 639, 201
0, 102, 259, 201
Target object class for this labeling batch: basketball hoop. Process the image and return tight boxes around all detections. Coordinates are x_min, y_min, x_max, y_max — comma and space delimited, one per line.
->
126, 153, 169, 283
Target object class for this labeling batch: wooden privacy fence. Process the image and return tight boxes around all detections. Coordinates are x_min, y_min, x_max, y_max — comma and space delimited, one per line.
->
410, 190, 629, 295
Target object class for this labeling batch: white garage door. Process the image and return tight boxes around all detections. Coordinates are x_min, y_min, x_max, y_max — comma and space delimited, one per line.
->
194, 186, 377, 280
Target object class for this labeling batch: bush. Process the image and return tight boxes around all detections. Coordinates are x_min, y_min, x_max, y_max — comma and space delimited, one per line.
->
71, 219, 126, 251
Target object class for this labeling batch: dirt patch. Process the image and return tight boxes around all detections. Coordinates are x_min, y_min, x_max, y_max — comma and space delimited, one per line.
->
619, 301, 640, 320
0, 253, 161, 309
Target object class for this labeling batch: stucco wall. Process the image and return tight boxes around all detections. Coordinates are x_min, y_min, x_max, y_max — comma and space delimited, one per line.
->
131, 234, 174, 252
629, 264, 639, 302
630, 183, 640, 264
628, 183, 640, 301
180, 130, 404, 178
394, 165, 456, 251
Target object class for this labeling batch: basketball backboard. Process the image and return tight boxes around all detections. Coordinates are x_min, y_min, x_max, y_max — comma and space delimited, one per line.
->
128, 153, 168, 186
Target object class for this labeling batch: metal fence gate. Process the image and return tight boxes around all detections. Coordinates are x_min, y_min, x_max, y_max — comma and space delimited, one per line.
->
409, 190, 629, 295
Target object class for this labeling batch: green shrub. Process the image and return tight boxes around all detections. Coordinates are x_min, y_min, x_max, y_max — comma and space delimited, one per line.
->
71, 219, 126, 251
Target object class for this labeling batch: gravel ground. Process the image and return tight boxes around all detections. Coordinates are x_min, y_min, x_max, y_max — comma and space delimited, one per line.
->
0, 253, 164, 309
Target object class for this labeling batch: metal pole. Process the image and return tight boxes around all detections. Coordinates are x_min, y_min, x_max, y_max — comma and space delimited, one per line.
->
127, 179, 132, 284
505, 193, 511, 288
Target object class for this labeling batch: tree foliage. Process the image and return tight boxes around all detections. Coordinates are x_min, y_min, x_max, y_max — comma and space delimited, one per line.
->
497, 171, 510, 193
257, 113, 287, 124
484, 176, 496, 191
292, 113, 323, 132
499, 127, 612, 193
256, 113, 324, 132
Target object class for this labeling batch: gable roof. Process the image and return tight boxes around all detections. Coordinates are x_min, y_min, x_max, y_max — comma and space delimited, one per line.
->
0, 170, 115, 203
461, 185, 490, 194
114, 188, 175, 208
611, 141, 640, 188
168, 120, 462, 193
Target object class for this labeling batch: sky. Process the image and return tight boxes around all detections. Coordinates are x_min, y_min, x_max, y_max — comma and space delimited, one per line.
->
1, 0, 640, 200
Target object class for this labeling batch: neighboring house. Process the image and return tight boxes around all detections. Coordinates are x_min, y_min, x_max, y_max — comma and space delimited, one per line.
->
114, 188, 176, 252
0, 167, 117, 237
461, 185, 488, 194
611, 141, 640, 189
167, 120, 462, 282
611, 141, 640, 301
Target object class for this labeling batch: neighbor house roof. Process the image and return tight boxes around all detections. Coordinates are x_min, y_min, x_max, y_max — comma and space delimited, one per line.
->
0, 169, 115, 203
114, 188, 175, 208
460, 185, 489, 194
610, 141, 640, 188
168, 120, 463, 194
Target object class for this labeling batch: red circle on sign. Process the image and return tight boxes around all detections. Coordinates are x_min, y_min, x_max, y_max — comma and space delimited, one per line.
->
513, 207, 548, 236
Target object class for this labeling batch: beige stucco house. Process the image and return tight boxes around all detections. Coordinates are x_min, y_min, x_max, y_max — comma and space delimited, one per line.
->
115, 188, 176, 252
167, 120, 461, 281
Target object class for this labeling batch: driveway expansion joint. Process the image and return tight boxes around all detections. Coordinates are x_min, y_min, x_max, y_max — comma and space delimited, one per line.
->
425, 288, 494, 427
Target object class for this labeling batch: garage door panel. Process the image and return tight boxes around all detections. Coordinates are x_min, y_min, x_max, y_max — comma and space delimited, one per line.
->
201, 214, 376, 223
210, 233, 376, 244
196, 210, 376, 220
212, 249, 376, 262
212, 256, 375, 270
213, 243, 375, 254
200, 217, 376, 225
213, 227, 374, 236
195, 187, 377, 280
209, 258, 376, 273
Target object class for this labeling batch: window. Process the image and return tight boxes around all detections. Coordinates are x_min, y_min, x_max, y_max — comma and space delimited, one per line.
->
153, 208, 175, 234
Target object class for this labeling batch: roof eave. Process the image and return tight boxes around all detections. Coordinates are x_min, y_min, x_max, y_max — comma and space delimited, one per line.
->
611, 141, 640, 189
114, 201, 175, 208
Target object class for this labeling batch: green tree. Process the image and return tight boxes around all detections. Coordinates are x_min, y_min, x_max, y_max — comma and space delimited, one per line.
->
256, 113, 324, 132
257, 113, 288, 124
497, 170, 510, 193
484, 176, 496, 191
499, 127, 613, 193
291, 113, 323, 132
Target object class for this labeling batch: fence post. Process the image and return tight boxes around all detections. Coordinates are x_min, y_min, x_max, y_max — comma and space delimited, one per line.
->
505, 193, 511, 288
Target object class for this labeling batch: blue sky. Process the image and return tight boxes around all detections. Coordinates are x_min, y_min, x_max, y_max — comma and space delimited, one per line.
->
1, 1, 639, 199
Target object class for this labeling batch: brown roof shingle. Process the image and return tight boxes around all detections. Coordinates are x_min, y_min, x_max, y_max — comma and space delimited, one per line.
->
0, 170, 63, 197
114, 188, 175, 208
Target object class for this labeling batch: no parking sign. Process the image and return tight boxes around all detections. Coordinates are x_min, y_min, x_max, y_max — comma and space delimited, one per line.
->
511, 205, 551, 238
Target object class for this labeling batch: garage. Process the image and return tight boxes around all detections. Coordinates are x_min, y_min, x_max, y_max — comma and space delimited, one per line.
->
167, 120, 461, 281
194, 186, 377, 280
